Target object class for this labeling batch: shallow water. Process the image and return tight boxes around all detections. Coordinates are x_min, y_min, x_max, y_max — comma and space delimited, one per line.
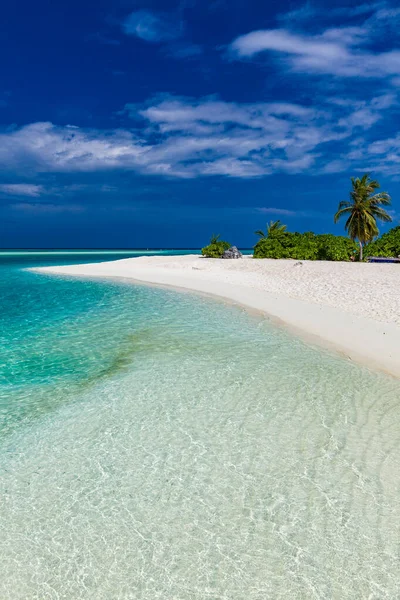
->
1, 253, 400, 599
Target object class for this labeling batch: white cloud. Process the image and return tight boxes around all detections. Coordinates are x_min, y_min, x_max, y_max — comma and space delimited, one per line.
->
230, 27, 400, 78
122, 10, 182, 42
257, 207, 296, 216
0, 92, 396, 179
0, 122, 147, 172
229, 3, 400, 79
256, 207, 326, 218
345, 2, 387, 17
0, 183, 44, 197
134, 96, 315, 129
375, 7, 400, 19
329, 132, 400, 176
231, 29, 349, 60
369, 135, 400, 155
121, 11, 200, 61
322, 159, 350, 173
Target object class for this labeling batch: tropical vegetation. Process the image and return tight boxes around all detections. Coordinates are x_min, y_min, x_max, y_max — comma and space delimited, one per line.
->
201, 234, 230, 258
255, 220, 287, 239
253, 231, 358, 260
334, 174, 392, 260
364, 225, 400, 258
201, 174, 396, 261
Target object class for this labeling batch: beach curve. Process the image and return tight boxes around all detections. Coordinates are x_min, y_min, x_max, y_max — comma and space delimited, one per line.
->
33, 255, 400, 378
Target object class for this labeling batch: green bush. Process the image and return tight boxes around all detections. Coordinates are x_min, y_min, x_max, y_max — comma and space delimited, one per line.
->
253, 236, 289, 259
201, 240, 230, 258
316, 234, 358, 261
364, 226, 400, 258
253, 231, 357, 261
253, 232, 319, 260
289, 232, 319, 260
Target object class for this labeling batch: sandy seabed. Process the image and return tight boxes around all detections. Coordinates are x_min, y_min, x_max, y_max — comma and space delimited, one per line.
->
36, 255, 400, 378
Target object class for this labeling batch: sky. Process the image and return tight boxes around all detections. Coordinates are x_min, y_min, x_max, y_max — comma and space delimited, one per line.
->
1, 0, 400, 248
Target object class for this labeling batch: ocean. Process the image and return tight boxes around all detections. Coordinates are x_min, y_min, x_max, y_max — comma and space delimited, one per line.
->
1, 251, 400, 599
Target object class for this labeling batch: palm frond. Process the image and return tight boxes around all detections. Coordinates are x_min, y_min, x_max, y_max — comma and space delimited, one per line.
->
266, 220, 287, 237
336, 200, 352, 210
334, 206, 352, 223
369, 192, 391, 206
370, 208, 393, 223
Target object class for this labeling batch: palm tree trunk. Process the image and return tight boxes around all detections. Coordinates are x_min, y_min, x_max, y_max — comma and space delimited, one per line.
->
359, 241, 363, 261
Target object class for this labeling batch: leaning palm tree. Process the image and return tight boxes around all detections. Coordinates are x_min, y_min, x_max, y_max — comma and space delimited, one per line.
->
255, 220, 287, 239
334, 174, 392, 260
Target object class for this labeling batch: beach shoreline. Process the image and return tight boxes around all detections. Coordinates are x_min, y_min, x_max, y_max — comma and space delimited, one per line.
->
33, 255, 400, 378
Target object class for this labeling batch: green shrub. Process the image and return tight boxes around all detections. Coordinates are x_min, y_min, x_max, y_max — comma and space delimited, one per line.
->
288, 232, 319, 260
364, 226, 400, 258
254, 232, 318, 260
201, 240, 230, 258
254, 231, 357, 261
253, 236, 289, 259
316, 234, 358, 261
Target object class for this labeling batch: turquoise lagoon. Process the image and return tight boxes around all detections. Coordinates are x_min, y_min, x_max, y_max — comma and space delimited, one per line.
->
1, 251, 400, 599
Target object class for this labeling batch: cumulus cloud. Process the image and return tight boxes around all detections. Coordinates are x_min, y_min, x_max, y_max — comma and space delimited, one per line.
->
0, 183, 44, 197
0, 92, 397, 179
0, 122, 147, 173
122, 10, 183, 42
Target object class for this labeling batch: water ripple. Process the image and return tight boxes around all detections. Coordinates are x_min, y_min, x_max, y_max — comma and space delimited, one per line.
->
1, 273, 400, 598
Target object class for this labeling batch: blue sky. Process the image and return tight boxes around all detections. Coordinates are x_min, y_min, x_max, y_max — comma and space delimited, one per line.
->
1, 0, 400, 247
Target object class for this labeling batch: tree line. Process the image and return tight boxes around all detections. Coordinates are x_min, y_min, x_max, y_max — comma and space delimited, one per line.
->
202, 174, 398, 261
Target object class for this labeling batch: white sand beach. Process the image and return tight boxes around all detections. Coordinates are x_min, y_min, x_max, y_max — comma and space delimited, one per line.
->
35, 255, 400, 378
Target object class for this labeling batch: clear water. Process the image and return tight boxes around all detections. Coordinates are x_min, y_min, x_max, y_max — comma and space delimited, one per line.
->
1, 252, 400, 599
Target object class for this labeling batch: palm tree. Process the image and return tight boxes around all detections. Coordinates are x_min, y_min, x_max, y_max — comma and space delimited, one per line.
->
334, 174, 392, 260
255, 220, 287, 239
